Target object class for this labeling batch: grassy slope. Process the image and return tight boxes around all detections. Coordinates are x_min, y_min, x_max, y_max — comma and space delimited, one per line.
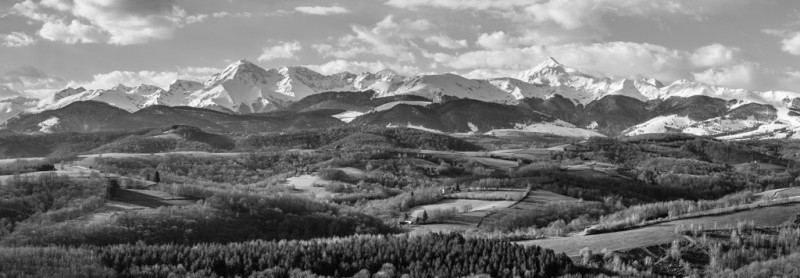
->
519, 201, 800, 257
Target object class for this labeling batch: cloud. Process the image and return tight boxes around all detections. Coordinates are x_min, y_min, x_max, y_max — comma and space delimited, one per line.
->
257, 41, 303, 62
11, 0, 203, 45
430, 41, 692, 82
67, 66, 221, 90
40, 0, 71, 11
778, 32, 800, 55
385, 0, 530, 10
323, 15, 467, 63
1, 66, 66, 90
690, 44, 742, 68
388, 0, 746, 27
38, 19, 106, 44
0, 66, 68, 98
476, 31, 517, 50
1, 32, 37, 47
344, 16, 420, 62
312, 43, 369, 59
294, 5, 349, 15
764, 22, 800, 56
692, 62, 760, 90
306, 59, 419, 75
10, 0, 57, 22
424, 35, 467, 49
389, 0, 749, 45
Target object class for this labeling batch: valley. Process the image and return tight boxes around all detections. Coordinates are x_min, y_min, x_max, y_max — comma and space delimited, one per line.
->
2, 59, 800, 277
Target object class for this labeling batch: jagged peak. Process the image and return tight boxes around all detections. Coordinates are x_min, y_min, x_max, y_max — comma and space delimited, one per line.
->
514, 57, 579, 82
640, 77, 663, 88
206, 59, 271, 86
220, 59, 267, 74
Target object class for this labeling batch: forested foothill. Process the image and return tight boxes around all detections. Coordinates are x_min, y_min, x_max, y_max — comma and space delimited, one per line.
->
2, 126, 800, 277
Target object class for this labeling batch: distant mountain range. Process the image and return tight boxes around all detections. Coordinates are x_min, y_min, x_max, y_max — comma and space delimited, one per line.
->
3, 58, 800, 139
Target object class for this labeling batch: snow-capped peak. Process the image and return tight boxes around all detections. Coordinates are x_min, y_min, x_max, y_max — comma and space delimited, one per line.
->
513, 57, 594, 85
204, 59, 271, 87
375, 69, 402, 80
535, 57, 564, 71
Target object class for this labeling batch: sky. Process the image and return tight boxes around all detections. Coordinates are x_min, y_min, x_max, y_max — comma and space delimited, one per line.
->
2, 0, 800, 99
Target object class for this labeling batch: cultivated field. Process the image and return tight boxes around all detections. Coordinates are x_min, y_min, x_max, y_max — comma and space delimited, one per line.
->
410, 199, 517, 218
284, 174, 332, 198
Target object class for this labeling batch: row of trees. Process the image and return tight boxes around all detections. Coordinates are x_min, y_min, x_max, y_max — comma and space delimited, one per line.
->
96, 233, 574, 277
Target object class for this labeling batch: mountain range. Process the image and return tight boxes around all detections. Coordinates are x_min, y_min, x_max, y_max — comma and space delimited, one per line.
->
3, 57, 800, 139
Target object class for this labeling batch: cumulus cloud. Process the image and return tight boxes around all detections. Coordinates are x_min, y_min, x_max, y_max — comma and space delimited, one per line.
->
778, 32, 800, 55
38, 19, 105, 44
257, 41, 303, 62
11, 0, 203, 45
1, 32, 37, 47
294, 5, 349, 15
67, 66, 221, 90
692, 62, 760, 90
475, 31, 519, 50
690, 44, 742, 68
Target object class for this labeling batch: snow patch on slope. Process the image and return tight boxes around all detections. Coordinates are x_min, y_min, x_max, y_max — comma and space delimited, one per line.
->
332, 111, 364, 123
716, 123, 792, 141
386, 123, 443, 133
623, 115, 696, 136
468, 122, 479, 132
682, 116, 770, 136
486, 120, 606, 138
38, 116, 60, 133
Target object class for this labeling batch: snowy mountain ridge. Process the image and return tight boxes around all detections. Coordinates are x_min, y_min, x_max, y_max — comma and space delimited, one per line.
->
7, 57, 800, 139
30, 57, 800, 115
